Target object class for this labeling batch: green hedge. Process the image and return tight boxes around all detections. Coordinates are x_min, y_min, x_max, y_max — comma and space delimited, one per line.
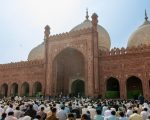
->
127, 90, 142, 99
11, 93, 18, 96
34, 92, 42, 97
105, 91, 120, 98
23, 93, 29, 97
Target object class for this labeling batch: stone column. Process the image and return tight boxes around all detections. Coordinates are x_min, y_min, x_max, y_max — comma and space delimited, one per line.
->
144, 80, 149, 99
120, 77, 127, 99
86, 56, 94, 96
142, 76, 149, 99
46, 61, 52, 96
29, 83, 33, 96
84, 59, 88, 96
18, 83, 21, 96
102, 77, 106, 98
7, 84, 11, 97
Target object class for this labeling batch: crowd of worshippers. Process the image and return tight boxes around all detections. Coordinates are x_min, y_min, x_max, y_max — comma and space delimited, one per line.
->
0, 96, 150, 120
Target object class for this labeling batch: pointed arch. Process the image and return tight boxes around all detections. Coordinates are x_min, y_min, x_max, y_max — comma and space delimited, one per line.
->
1, 83, 8, 97
21, 82, 29, 96
53, 47, 85, 63
126, 76, 143, 99
10, 83, 18, 96
33, 81, 42, 96
71, 79, 85, 96
52, 47, 85, 95
106, 77, 120, 98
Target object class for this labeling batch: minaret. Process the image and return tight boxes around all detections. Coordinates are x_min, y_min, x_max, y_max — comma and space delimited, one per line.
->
44, 25, 50, 97
91, 13, 98, 31
44, 25, 50, 42
91, 13, 99, 95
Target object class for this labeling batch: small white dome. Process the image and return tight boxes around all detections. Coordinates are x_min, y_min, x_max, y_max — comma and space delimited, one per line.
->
128, 12, 150, 48
28, 43, 45, 61
70, 19, 111, 51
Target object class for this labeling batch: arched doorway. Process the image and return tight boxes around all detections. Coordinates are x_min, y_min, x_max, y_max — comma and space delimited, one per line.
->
1, 83, 8, 97
11, 83, 18, 96
126, 76, 143, 99
52, 48, 85, 96
33, 82, 42, 97
21, 82, 29, 96
106, 77, 120, 98
71, 79, 85, 96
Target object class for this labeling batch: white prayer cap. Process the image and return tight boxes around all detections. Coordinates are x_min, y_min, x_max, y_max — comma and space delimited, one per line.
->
111, 108, 116, 111
22, 116, 32, 120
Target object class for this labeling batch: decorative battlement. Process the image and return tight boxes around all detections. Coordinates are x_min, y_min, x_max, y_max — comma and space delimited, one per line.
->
49, 27, 92, 41
100, 44, 150, 56
0, 59, 44, 69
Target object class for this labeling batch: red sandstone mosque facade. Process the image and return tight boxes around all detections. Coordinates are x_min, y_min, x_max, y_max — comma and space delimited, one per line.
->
0, 11, 150, 99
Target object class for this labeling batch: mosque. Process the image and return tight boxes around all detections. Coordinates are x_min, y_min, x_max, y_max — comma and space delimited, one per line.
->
0, 10, 150, 99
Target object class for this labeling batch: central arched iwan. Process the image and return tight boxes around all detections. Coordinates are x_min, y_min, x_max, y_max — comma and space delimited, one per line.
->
52, 47, 85, 96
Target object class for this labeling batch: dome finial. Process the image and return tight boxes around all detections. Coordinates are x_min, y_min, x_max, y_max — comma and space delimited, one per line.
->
145, 9, 148, 21
86, 8, 89, 20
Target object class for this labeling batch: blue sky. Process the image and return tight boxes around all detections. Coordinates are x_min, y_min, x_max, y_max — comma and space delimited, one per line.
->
0, 0, 150, 63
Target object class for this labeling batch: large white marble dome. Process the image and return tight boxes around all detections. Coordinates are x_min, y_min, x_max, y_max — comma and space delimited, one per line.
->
70, 15, 111, 51
127, 12, 150, 48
